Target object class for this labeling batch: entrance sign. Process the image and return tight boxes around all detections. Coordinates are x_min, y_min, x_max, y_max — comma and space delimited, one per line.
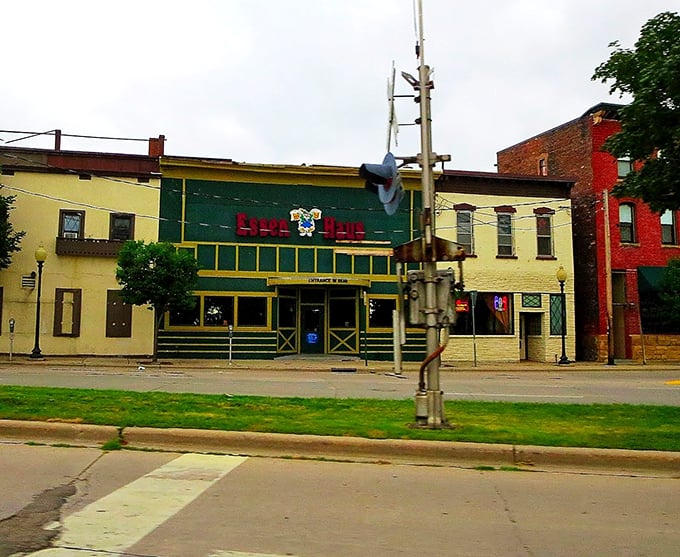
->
268, 276, 371, 287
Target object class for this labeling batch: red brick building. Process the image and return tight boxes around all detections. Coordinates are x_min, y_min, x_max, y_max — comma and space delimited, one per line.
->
497, 103, 680, 361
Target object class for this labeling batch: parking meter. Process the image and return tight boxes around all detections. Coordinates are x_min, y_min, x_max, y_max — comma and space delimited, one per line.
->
8, 318, 15, 361
228, 324, 234, 365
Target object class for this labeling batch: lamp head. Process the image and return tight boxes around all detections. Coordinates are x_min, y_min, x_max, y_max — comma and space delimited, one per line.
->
35, 243, 48, 264
556, 265, 567, 283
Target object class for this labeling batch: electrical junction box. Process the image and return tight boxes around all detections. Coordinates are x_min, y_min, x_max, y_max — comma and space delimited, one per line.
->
405, 268, 458, 327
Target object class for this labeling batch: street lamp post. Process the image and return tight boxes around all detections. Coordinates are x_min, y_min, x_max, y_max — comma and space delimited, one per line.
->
30, 244, 48, 359
556, 265, 571, 365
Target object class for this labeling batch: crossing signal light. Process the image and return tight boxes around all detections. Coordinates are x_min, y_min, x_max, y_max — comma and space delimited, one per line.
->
359, 152, 404, 215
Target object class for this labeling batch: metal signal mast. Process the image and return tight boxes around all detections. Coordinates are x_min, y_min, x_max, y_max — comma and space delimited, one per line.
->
392, 0, 465, 428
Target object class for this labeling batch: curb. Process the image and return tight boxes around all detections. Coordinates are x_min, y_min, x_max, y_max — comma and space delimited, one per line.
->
0, 419, 119, 445
2, 420, 679, 476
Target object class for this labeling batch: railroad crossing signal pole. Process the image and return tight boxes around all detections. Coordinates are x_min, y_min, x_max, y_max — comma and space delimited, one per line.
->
415, 6, 443, 428
392, 0, 464, 428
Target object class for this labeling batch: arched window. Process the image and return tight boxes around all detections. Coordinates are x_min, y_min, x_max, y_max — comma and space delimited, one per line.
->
619, 203, 636, 243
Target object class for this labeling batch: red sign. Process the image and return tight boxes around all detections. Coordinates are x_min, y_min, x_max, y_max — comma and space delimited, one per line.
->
236, 212, 365, 241
455, 299, 470, 313
323, 217, 365, 240
236, 213, 291, 238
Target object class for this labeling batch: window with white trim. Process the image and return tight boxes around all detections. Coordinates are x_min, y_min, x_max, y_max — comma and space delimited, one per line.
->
59, 210, 85, 239
495, 206, 516, 257
619, 203, 636, 243
617, 157, 633, 178
661, 210, 677, 245
534, 208, 555, 257
455, 204, 476, 255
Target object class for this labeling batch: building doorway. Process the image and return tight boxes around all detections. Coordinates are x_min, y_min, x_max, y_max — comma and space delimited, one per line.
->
276, 286, 360, 355
519, 312, 543, 361
301, 304, 324, 353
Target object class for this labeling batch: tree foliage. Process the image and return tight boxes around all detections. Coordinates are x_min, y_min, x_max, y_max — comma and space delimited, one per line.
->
659, 259, 680, 330
116, 241, 199, 360
0, 194, 26, 270
592, 11, 680, 212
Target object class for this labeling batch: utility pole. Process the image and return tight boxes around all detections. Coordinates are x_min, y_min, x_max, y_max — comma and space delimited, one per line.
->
602, 191, 615, 365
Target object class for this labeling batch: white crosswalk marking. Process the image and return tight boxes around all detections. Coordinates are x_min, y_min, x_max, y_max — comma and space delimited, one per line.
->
31, 453, 247, 556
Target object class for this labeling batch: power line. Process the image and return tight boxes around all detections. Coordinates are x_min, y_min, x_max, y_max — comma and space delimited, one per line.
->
1, 150, 575, 236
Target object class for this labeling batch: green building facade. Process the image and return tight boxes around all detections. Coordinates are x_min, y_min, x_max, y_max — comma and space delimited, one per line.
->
157, 156, 425, 360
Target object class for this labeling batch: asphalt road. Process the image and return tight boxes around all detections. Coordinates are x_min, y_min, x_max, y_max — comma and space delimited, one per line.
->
2, 444, 678, 557
1, 361, 680, 405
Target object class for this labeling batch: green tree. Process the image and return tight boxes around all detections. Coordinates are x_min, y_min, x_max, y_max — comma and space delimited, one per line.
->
0, 194, 26, 270
116, 241, 199, 361
592, 11, 680, 212
659, 258, 680, 331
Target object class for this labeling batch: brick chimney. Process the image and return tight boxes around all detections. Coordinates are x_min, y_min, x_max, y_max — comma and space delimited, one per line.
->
148, 135, 165, 157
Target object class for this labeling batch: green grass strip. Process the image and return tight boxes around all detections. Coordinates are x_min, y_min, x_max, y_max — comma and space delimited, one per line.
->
1, 385, 679, 451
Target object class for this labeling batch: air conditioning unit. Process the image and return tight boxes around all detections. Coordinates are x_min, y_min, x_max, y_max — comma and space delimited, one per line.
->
63, 232, 79, 239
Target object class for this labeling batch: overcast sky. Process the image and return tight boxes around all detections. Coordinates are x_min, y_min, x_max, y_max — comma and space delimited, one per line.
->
1, 1, 676, 172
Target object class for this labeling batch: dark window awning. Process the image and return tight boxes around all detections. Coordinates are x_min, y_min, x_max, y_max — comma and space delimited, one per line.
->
637, 266, 665, 293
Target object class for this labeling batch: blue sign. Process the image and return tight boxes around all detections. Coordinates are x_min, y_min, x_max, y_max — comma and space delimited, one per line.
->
306, 332, 319, 344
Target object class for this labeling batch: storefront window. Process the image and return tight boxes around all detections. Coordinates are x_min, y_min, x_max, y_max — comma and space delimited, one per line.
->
329, 299, 356, 328
278, 297, 297, 328
169, 296, 200, 326
368, 298, 396, 328
449, 292, 513, 335
204, 296, 234, 326
237, 297, 268, 327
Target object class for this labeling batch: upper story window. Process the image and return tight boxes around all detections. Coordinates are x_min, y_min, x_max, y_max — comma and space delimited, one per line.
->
618, 203, 636, 243
661, 210, 677, 245
534, 208, 555, 258
455, 203, 476, 255
538, 158, 548, 176
617, 157, 634, 178
110, 213, 135, 241
495, 206, 516, 257
59, 210, 85, 239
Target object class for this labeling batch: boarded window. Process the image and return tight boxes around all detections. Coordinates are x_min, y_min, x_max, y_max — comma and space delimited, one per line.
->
106, 290, 132, 337
53, 288, 82, 336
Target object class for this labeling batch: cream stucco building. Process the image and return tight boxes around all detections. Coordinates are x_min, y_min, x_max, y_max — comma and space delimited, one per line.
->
435, 170, 575, 364
0, 136, 163, 359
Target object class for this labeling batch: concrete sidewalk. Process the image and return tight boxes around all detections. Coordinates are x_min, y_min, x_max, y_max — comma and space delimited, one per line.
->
3, 353, 680, 374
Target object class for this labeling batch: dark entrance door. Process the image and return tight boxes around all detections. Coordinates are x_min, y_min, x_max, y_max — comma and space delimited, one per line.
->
301, 304, 324, 353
